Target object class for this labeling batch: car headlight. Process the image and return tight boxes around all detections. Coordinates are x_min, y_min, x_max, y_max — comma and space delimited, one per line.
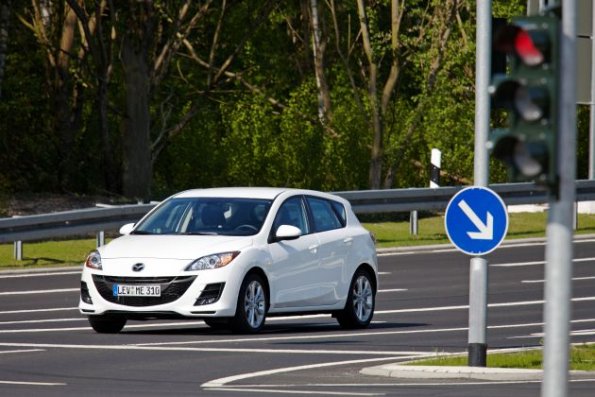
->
185, 251, 239, 271
84, 250, 102, 270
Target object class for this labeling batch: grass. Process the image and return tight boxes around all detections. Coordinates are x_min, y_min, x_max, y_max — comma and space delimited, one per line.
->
0, 238, 96, 269
2, 212, 595, 269
365, 212, 595, 248
408, 344, 595, 371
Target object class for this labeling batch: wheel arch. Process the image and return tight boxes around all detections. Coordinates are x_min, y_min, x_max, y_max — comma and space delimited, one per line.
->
244, 266, 271, 310
355, 263, 378, 294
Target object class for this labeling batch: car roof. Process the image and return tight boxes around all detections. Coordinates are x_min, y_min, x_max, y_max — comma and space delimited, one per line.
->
172, 187, 343, 201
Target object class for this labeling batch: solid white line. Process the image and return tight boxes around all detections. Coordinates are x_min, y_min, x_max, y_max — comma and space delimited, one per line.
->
0, 288, 78, 296
0, 380, 66, 386
492, 256, 595, 268
201, 356, 412, 389
523, 276, 595, 284
378, 289, 407, 293
0, 318, 85, 326
376, 296, 595, 315
208, 387, 384, 396
0, 349, 45, 354
136, 317, 595, 348
0, 307, 78, 315
0, 342, 429, 358
378, 272, 391, 275
0, 271, 80, 279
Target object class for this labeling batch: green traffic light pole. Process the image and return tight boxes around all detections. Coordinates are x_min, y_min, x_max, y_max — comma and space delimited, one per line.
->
469, 0, 492, 367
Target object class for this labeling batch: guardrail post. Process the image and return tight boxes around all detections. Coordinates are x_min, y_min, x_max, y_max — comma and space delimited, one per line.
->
409, 211, 418, 235
96, 231, 105, 247
13, 241, 22, 261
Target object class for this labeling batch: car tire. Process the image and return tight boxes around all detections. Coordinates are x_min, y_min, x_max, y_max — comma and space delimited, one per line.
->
88, 315, 127, 333
204, 318, 230, 330
231, 273, 267, 333
336, 269, 375, 329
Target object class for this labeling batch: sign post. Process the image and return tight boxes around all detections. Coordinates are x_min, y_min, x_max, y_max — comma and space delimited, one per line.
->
445, 186, 509, 366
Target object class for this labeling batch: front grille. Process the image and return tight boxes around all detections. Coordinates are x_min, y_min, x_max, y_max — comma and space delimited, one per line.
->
92, 275, 197, 307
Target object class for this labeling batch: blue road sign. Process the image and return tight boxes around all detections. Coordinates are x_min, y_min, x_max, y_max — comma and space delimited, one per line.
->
445, 186, 509, 256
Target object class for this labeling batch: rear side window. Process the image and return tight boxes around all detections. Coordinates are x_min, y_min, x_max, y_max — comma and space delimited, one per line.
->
306, 197, 345, 233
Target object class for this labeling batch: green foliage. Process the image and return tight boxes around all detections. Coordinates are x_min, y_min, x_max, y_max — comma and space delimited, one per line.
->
0, 0, 568, 198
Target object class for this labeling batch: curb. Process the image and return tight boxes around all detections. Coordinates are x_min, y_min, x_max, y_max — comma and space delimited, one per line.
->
360, 364, 544, 381
360, 364, 595, 381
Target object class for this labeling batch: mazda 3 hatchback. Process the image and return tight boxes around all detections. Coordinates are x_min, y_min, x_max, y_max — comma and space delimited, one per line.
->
79, 187, 378, 333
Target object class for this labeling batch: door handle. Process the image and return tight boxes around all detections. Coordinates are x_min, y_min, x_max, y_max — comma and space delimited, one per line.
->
308, 244, 319, 252
343, 237, 353, 245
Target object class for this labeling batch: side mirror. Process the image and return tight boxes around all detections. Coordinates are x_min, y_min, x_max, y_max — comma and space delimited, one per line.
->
275, 225, 302, 241
119, 223, 135, 235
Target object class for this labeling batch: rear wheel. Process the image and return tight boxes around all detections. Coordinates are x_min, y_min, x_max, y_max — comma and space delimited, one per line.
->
336, 269, 375, 329
88, 315, 127, 334
231, 274, 267, 333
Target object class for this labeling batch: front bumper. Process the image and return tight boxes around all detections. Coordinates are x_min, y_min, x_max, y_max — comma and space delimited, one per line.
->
79, 268, 240, 318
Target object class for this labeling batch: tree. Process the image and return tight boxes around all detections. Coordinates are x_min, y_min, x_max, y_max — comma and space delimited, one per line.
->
0, 0, 10, 99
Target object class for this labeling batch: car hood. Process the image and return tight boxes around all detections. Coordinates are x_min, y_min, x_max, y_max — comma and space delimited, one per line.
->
99, 234, 254, 260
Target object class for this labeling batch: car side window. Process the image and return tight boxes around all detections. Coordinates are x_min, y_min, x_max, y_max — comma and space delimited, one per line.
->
273, 197, 309, 235
306, 197, 344, 233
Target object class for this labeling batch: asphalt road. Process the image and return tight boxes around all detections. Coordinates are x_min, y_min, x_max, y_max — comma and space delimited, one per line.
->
1, 237, 595, 396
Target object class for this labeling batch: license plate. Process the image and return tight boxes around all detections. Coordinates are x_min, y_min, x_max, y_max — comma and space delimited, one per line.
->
113, 284, 161, 297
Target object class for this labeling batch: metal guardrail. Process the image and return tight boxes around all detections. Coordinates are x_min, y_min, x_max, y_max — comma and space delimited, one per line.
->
0, 204, 156, 244
337, 180, 595, 213
2, 180, 595, 244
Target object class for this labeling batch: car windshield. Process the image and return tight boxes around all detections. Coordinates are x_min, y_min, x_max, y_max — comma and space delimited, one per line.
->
133, 197, 272, 236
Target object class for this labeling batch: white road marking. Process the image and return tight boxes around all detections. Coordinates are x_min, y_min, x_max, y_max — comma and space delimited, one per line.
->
378, 272, 391, 275
0, 271, 80, 279
4, 297, 595, 335
201, 356, 413, 389
522, 276, 595, 284
492, 256, 595, 268
490, 260, 543, 268
0, 307, 78, 315
0, 342, 428, 358
0, 349, 45, 354
208, 387, 384, 396
133, 319, 595, 348
0, 380, 66, 386
0, 288, 78, 296
378, 289, 407, 293
0, 318, 85, 326
511, 327, 595, 339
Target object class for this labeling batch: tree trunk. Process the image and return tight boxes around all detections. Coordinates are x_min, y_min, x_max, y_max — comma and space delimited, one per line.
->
120, 1, 154, 200
0, 0, 10, 99
310, 0, 331, 124
55, 3, 78, 190
356, 0, 384, 190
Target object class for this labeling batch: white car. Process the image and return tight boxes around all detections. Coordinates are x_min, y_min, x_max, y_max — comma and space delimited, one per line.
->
79, 187, 378, 333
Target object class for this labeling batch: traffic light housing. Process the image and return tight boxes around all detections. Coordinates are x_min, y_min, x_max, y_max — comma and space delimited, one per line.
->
488, 16, 559, 191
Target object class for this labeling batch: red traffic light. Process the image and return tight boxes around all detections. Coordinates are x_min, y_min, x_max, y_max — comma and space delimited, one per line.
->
494, 25, 549, 67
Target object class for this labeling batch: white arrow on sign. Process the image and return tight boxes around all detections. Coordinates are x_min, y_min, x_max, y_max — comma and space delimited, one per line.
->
457, 200, 494, 240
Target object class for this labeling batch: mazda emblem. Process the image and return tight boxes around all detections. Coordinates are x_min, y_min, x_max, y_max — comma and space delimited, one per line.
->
132, 263, 145, 272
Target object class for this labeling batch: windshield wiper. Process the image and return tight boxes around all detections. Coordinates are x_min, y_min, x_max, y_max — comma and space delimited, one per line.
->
131, 230, 155, 235
183, 231, 219, 235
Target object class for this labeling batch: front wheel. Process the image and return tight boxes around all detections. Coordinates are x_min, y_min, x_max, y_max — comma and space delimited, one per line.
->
88, 315, 127, 334
336, 269, 375, 329
231, 274, 267, 333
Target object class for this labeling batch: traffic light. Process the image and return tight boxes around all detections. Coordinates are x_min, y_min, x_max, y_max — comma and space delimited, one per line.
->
488, 16, 559, 191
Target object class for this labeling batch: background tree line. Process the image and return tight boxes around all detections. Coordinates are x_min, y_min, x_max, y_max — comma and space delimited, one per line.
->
0, 0, 590, 201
